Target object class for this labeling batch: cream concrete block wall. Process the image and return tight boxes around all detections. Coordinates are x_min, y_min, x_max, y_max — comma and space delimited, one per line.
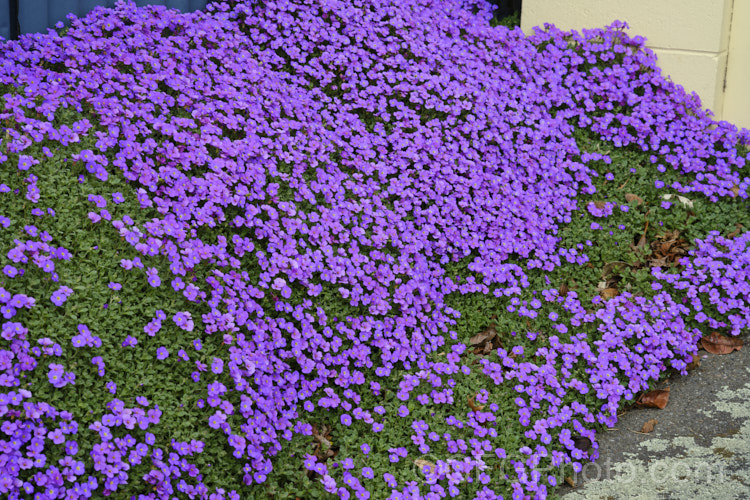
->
647, 49, 728, 114
724, 1, 750, 130
521, 0, 750, 131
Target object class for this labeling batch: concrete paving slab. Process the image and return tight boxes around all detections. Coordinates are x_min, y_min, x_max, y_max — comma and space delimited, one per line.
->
559, 334, 750, 499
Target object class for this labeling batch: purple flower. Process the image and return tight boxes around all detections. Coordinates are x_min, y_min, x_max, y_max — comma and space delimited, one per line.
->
18, 155, 38, 170
156, 347, 169, 360
47, 363, 65, 387
211, 357, 224, 374
50, 291, 68, 306
173, 311, 194, 332
91, 356, 105, 377
144, 319, 161, 336
122, 335, 138, 347
321, 474, 337, 493
383, 473, 397, 488
340, 414, 352, 426
208, 411, 227, 429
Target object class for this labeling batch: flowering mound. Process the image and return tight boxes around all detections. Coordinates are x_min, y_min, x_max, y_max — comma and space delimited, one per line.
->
0, 0, 749, 499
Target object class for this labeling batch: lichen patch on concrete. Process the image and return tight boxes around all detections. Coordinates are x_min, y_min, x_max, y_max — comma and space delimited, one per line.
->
563, 368, 750, 500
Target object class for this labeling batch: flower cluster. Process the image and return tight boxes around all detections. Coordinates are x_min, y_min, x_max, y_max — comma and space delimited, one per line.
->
653, 231, 750, 336
4, 225, 70, 281
0, 0, 748, 498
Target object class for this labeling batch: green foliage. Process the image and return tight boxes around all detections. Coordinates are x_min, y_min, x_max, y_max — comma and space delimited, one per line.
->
2, 17, 749, 500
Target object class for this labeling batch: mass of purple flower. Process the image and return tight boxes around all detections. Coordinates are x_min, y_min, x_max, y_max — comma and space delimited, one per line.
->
0, 0, 749, 498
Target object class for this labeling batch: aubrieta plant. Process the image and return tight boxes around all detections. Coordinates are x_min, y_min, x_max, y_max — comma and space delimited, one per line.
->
0, 0, 749, 499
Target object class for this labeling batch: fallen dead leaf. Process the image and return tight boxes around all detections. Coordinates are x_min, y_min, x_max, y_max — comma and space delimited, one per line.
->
662, 193, 694, 208
645, 229, 689, 269
593, 200, 606, 209
625, 193, 644, 206
641, 418, 658, 433
470, 325, 503, 356
470, 326, 497, 347
700, 332, 743, 355
631, 223, 648, 253
414, 459, 436, 475
636, 232, 647, 249
727, 223, 744, 239
731, 184, 740, 197
310, 423, 337, 464
686, 354, 701, 371
601, 288, 619, 300
559, 283, 570, 297
467, 395, 485, 412
564, 476, 576, 488
638, 388, 670, 409
601, 261, 629, 278
313, 434, 331, 452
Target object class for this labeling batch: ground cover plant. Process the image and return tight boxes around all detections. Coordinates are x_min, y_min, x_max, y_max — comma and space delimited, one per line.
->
1, 0, 749, 498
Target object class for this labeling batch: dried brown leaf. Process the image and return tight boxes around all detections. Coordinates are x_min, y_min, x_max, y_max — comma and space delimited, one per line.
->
491, 335, 504, 350
649, 257, 668, 268
467, 395, 485, 413
601, 261, 628, 278
559, 283, 570, 297
312, 428, 332, 450
700, 332, 743, 355
727, 223, 744, 239
414, 459, 436, 475
638, 388, 670, 409
593, 200, 606, 209
601, 288, 619, 300
469, 326, 497, 347
731, 185, 740, 197
640, 418, 658, 433
564, 476, 576, 487
635, 233, 647, 250
686, 354, 701, 371
625, 193, 644, 206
